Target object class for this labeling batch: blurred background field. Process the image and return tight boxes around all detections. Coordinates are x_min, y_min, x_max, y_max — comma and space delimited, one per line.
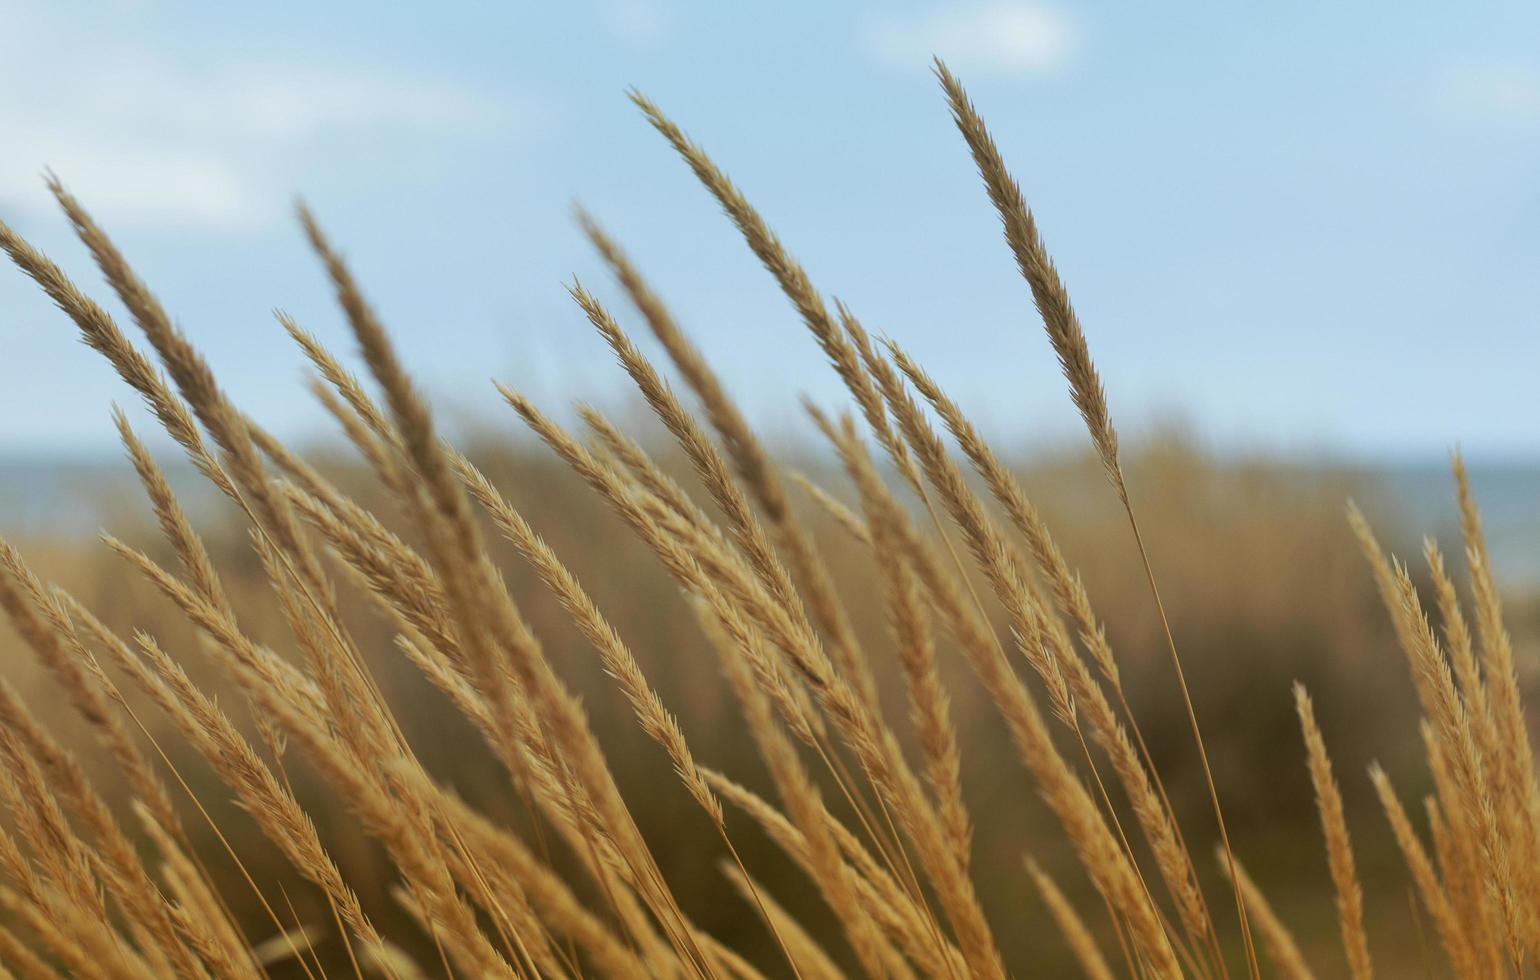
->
2, 427, 1535, 974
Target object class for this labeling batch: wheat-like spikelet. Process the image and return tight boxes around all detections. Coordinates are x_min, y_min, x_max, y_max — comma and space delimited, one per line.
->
360, 939, 430, 980
0, 881, 147, 980
629, 91, 924, 499
1293, 684, 1372, 979
884, 342, 1116, 682
934, 60, 1259, 977
1424, 539, 1492, 739
863, 477, 971, 875
0, 677, 199, 977
512, 387, 824, 747
278, 312, 402, 455
283, 481, 465, 673
0, 721, 106, 923
854, 318, 1074, 728
502, 380, 905, 974
0, 214, 234, 500
850, 338, 1204, 979
1453, 455, 1540, 951
930, 64, 1117, 498
1421, 726, 1507, 977
1369, 762, 1481, 976
1348, 505, 1521, 963
51, 186, 345, 645
821, 410, 1179, 976
119, 623, 385, 954
824, 374, 1210, 976
456, 453, 724, 828
579, 379, 1005, 980
303, 207, 720, 978
789, 471, 873, 544
134, 801, 264, 980
713, 767, 963, 978
571, 282, 845, 696
112, 409, 237, 619
663, 470, 1003, 977
702, 592, 895, 977
62, 199, 407, 785
427, 782, 651, 977
0, 539, 183, 842
885, 339, 1230, 976
579, 210, 879, 711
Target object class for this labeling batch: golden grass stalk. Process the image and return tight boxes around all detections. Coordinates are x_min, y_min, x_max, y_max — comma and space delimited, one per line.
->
0, 921, 64, 980
0, 722, 106, 923
1218, 855, 1315, 980
1024, 857, 1116, 980
499, 382, 895, 974
705, 767, 964, 979
50, 182, 332, 613
103, 618, 384, 956
835, 339, 1209, 970
699, 592, 895, 977
514, 375, 997, 980
820, 410, 1177, 976
0, 539, 182, 842
426, 784, 651, 978
1369, 763, 1480, 976
864, 475, 972, 875
134, 801, 264, 980
521, 392, 828, 760
1421, 727, 1506, 977
935, 57, 1257, 979
300, 205, 715, 978
884, 341, 1216, 968
1424, 538, 1491, 740
579, 209, 879, 712
850, 314, 1073, 728
1293, 684, 1372, 979
721, 863, 845, 980
455, 453, 723, 827
1452, 454, 1540, 954
628, 91, 924, 500
0, 212, 234, 500
789, 470, 873, 544
0, 677, 200, 978
1348, 505, 1520, 964
570, 282, 845, 704
570, 304, 954, 939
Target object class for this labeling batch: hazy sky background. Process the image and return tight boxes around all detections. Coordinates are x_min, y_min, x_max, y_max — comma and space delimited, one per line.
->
2, 0, 1538, 459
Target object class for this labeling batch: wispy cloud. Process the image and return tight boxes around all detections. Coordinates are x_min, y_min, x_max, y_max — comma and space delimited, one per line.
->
601, 0, 670, 52
863, 2, 1075, 78
0, 2, 523, 233
1434, 62, 1540, 123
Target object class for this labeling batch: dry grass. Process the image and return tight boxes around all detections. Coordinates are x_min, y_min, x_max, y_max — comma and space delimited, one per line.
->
0, 60, 1531, 978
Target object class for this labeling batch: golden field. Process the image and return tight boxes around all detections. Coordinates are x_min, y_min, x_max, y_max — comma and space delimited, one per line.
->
0, 60, 1534, 979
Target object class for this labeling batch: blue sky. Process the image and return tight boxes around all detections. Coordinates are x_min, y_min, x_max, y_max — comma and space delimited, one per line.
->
1, 0, 1537, 459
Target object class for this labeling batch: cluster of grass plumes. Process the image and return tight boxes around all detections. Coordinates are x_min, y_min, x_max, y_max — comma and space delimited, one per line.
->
0, 60, 1531, 979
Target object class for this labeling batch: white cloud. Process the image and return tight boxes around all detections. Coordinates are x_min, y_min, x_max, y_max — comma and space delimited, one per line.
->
0, 3, 520, 233
864, 2, 1075, 78
601, 0, 669, 51
1436, 63, 1540, 122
